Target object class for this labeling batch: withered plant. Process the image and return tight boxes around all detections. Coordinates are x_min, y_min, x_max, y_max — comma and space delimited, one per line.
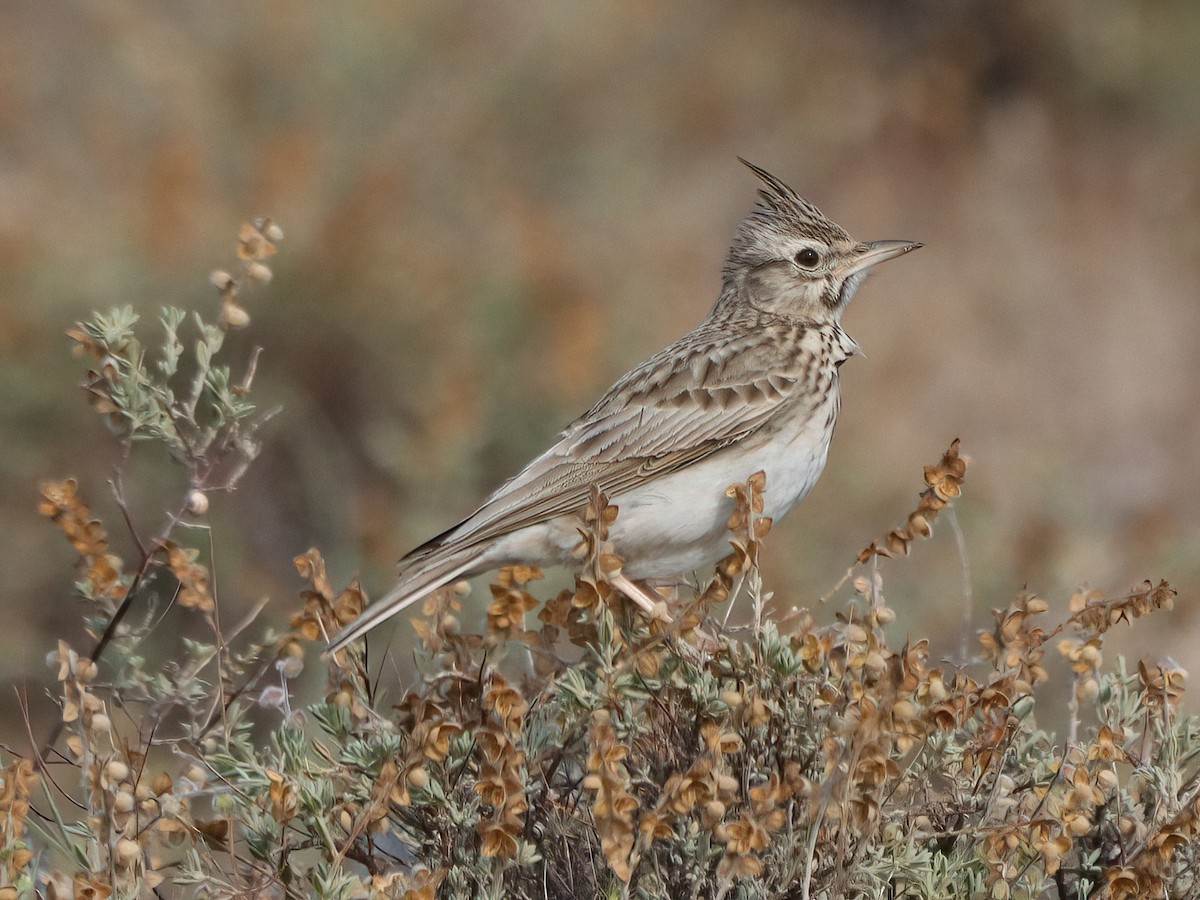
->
4, 222, 1198, 900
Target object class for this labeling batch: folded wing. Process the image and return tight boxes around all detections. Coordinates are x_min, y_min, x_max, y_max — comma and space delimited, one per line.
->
327, 319, 815, 651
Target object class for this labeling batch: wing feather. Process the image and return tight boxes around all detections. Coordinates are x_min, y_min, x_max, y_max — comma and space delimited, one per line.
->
405, 319, 818, 561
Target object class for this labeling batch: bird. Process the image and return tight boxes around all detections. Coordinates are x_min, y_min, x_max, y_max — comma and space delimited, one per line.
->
327, 160, 921, 652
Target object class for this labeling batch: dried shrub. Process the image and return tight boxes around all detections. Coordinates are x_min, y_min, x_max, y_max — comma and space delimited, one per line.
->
7, 224, 1198, 900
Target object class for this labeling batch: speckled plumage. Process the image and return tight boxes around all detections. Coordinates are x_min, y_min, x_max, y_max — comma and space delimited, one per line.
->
328, 161, 921, 652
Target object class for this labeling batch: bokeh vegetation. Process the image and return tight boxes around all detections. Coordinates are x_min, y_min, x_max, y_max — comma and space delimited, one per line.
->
3, 4, 1200, 895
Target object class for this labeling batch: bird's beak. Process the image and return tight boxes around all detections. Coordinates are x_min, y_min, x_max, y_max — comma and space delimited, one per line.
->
839, 239, 923, 278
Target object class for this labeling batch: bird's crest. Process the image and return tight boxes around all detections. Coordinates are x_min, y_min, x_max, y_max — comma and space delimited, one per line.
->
737, 158, 850, 245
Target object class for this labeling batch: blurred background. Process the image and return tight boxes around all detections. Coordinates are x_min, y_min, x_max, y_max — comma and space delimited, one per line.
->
2, 2, 1198, 728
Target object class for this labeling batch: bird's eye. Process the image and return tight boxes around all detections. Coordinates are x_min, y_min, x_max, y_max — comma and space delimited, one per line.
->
795, 248, 820, 268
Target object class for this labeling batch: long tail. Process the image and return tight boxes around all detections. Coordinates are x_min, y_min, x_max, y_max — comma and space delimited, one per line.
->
325, 546, 480, 654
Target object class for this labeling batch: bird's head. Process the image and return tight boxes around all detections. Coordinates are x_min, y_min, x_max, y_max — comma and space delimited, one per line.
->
720, 159, 922, 322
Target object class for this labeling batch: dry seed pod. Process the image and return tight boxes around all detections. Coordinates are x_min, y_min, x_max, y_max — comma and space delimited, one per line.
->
185, 489, 209, 516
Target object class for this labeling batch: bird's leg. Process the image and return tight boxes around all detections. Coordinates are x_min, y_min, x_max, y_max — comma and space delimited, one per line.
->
646, 577, 726, 653
609, 572, 673, 623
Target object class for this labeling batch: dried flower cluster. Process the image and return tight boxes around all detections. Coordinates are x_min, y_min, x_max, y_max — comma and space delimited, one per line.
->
0, 759, 35, 897
210, 218, 282, 330
37, 478, 127, 612
856, 438, 966, 562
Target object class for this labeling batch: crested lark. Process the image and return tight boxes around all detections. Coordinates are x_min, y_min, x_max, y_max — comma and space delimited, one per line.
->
328, 161, 921, 652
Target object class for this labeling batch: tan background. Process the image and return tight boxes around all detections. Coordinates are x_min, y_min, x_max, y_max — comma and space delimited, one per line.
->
2, 3, 1198, 720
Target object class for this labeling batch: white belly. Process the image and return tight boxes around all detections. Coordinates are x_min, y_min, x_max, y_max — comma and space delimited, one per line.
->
490, 388, 840, 580
492, 398, 830, 580
611, 404, 835, 578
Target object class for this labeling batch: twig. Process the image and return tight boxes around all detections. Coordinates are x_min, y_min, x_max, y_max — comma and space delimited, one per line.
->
946, 506, 974, 664
801, 785, 831, 900
109, 470, 147, 561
